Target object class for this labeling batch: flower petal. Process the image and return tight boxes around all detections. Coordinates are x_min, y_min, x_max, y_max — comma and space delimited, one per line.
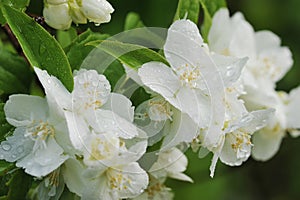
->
251, 127, 284, 161
101, 93, 135, 122
138, 62, 182, 109
34, 67, 71, 119
89, 109, 139, 139
209, 8, 256, 58
161, 110, 199, 151
63, 158, 88, 196
4, 94, 48, 127
107, 163, 149, 199
211, 54, 247, 87
16, 138, 68, 177
64, 111, 90, 150
287, 86, 300, 129
0, 127, 33, 162
164, 19, 204, 71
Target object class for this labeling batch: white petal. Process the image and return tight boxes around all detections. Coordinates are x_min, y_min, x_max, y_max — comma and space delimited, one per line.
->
212, 54, 247, 87
43, 3, 72, 30
168, 172, 193, 183
229, 109, 275, 134
164, 19, 204, 71
101, 93, 135, 122
81, 0, 114, 24
17, 145, 68, 178
89, 109, 139, 139
175, 86, 210, 127
255, 31, 281, 53
161, 110, 199, 151
124, 64, 143, 85
219, 132, 251, 166
4, 94, 48, 126
209, 153, 220, 178
138, 62, 182, 109
0, 127, 33, 162
64, 111, 90, 150
208, 8, 231, 54
287, 86, 300, 129
34, 67, 71, 117
62, 158, 88, 196
209, 8, 256, 58
107, 163, 149, 199
251, 128, 285, 161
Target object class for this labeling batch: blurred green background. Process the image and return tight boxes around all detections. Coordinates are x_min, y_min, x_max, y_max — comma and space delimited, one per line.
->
22, 0, 300, 199
100, 0, 300, 199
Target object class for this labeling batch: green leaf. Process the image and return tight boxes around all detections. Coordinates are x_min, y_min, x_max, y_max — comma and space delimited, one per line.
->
87, 40, 169, 70
7, 170, 32, 200
0, 46, 32, 95
65, 29, 109, 71
57, 27, 78, 49
1, 5, 74, 91
130, 87, 151, 107
174, 0, 200, 24
124, 12, 145, 30
103, 60, 125, 91
0, 0, 30, 24
199, 0, 227, 41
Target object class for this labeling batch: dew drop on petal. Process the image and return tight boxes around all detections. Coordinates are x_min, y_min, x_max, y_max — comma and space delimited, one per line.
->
1, 142, 11, 151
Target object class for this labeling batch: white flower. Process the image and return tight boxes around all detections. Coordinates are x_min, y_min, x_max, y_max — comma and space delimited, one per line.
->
43, 2, 72, 30
209, 109, 274, 177
62, 140, 149, 200
34, 68, 139, 151
208, 8, 293, 87
247, 87, 300, 161
138, 19, 227, 149
0, 94, 68, 177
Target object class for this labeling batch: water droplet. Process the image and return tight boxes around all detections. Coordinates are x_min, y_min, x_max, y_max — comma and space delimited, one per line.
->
1, 142, 11, 151
226, 67, 235, 77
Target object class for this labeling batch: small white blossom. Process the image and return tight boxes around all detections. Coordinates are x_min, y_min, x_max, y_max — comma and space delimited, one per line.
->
0, 95, 68, 177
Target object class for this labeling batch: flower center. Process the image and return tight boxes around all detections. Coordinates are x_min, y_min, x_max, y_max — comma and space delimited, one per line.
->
230, 131, 252, 158
148, 98, 173, 121
26, 120, 54, 142
73, 70, 111, 111
177, 64, 201, 88
107, 168, 132, 191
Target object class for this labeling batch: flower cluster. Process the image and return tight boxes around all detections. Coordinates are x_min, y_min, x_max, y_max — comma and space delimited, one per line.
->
43, 0, 114, 30
1, 6, 300, 200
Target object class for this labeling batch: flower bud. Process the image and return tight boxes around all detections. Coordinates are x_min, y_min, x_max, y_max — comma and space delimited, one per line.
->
43, 3, 72, 30
69, 0, 87, 24
80, 0, 114, 25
